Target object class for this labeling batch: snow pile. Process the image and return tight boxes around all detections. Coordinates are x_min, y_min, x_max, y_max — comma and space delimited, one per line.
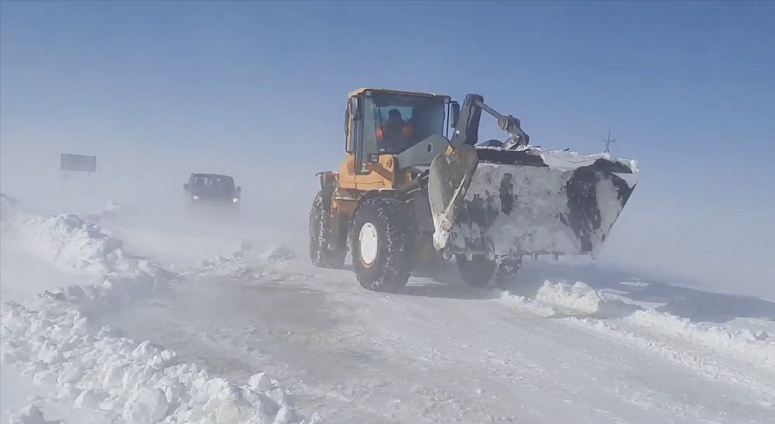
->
623, 308, 775, 369
447, 162, 634, 258
0, 194, 310, 423
14, 213, 152, 278
474, 144, 639, 173
502, 280, 775, 370
2, 299, 300, 424
533, 147, 639, 174
7, 405, 61, 424
2, 194, 153, 278
534, 281, 608, 315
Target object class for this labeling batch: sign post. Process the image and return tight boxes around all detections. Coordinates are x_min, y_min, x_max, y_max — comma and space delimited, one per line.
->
602, 129, 616, 153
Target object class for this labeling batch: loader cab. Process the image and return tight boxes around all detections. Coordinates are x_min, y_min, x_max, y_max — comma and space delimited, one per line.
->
344, 88, 457, 176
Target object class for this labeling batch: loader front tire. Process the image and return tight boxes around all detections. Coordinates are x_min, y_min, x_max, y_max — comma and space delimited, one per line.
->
350, 197, 414, 292
309, 191, 346, 269
456, 255, 521, 289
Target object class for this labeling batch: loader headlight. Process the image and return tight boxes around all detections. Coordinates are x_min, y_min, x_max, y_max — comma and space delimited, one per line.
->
232, 198, 239, 203
192, 195, 199, 200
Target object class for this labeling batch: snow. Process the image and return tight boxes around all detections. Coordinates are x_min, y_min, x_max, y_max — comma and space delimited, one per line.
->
4, 12, 772, 422
2, 189, 775, 424
446, 160, 636, 257
504, 279, 775, 370
499, 277, 775, 404
0, 195, 309, 424
535, 147, 639, 175
97, 242, 775, 423
1, 361, 104, 424
430, 146, 639, 255
535, 280, 605, 314
475, 144, 640, 174
7, 406, 59, 424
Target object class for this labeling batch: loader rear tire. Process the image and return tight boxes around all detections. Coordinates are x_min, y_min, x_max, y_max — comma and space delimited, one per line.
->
456, 255, 521, 289
309, 191, 346, 269
350, 197, 415, 292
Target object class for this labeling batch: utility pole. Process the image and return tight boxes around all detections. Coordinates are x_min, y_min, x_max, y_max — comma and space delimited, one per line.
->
603, 129, 616, 153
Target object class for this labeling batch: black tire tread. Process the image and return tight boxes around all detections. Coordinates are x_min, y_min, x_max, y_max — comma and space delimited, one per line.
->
309, 191, 346, 268
351, 197, 415, 292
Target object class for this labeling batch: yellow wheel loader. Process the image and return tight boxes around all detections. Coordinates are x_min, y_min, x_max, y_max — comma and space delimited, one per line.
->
309, 88, 639, 292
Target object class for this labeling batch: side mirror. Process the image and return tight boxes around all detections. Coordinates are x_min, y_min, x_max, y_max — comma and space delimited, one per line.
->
236, 186, 242, 194
183, 183, 189, 191
450, 101, 461, 128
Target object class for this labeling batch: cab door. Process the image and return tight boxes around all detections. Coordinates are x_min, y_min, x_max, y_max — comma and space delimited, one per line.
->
337, 96, 360, 189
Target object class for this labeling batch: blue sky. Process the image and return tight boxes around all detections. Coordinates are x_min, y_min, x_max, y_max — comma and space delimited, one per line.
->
2, 1, 773, 199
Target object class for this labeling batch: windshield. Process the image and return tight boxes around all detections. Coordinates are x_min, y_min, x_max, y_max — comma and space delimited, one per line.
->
366, 93, 446, 154
191, 174, 235, 195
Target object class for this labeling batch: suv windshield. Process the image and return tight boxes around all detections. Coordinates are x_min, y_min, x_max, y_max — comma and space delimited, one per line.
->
191, 174, 235, 196
367, 93, 446, 154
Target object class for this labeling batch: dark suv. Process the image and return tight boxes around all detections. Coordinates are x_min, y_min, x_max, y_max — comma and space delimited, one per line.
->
183, 173, 242, 210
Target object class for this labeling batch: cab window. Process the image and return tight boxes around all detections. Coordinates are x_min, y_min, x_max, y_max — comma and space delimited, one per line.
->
366, 94, 446, 155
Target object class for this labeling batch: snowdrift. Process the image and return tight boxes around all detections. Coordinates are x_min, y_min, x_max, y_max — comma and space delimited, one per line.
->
0, 194, 313, 424
501, 280, 775, 371
7, 405, 61, 424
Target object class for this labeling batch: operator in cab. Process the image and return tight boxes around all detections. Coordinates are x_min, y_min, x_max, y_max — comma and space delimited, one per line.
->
377, 108, 413, 153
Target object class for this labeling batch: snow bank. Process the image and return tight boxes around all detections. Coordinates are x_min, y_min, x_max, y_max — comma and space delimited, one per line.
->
534, 281, 607, 314
2, 195, 152, 278
7, 405, 60, 424
623, 308, 774, 368
0, 193, 310, 424
502, 280, 775, 371
16, 213, 154, 278
2, 298, 300, 424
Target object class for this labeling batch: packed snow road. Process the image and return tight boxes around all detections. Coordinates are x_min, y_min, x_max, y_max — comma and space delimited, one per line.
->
2, 196, 774, 424
97, 248, 775, 424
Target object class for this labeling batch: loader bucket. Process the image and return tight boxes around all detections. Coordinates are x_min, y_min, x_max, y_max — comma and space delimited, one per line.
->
427, 143, 480, 250
427, 145, 638, 258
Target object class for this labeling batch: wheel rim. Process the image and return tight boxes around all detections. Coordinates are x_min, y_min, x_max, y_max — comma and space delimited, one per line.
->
359, 223, 379, 267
